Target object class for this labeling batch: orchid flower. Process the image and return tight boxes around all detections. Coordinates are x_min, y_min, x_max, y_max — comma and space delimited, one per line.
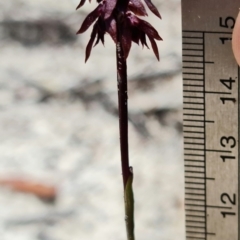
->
76, 0, 162, 61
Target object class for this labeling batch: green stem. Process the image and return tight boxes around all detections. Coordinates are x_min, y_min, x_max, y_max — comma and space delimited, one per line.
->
124, 167, 135, 240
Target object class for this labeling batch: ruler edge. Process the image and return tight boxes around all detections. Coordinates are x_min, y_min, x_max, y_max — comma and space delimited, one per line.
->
182, 1, 240, 239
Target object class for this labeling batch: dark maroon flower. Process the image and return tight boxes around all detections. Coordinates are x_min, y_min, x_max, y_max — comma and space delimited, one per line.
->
76, 0, 162, 62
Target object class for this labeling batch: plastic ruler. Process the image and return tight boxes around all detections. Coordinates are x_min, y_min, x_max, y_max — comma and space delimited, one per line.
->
182, 1, 240, 239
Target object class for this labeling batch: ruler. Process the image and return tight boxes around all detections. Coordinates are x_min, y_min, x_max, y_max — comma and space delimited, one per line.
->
182, 1, 240, 239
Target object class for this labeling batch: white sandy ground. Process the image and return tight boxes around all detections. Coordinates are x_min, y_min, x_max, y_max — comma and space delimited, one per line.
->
0, 0, 184, 239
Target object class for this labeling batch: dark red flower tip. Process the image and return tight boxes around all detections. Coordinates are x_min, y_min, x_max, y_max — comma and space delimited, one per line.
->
76, 0, 86, 10
76, 3, 104, 34
143, 0, 161, 19
85, 23, 98, 62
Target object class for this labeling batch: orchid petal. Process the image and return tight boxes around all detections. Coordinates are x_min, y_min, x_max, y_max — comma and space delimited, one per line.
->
121, 24, 132, 59
94, 18, 105, 45
137, 18, 162, 40
128, 0, 148, 17
106, 17, 117, 43
126, 12, 140, 25
77, 4, 103, 34
94, 31, 105, 46
131, 28, 141, 44
85, 24, 98, 62
104, 0, 117, 19
76, 0, 87, 9
147, 36, 159, 60
143, 0, 161, 19
140, 33, 149, 48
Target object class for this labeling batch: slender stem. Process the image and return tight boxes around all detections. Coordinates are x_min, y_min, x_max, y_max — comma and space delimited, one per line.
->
116, 12, 135, 240
116, 20, 130, 189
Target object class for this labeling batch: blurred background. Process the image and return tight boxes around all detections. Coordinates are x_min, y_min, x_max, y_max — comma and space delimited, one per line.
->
0, 0, 183, 239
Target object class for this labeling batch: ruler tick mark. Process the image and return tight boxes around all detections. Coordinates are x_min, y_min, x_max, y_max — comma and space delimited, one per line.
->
186, 214, 205, 218
184, 142, 204, 146
185, 181, 205, 185
205, 120, 214, 123
185, 198, 205, 202
184, 90, 205, 93
186, 220, 205, 223
183, 61, 204, 63
185, 170, 205, 174
205, 149, 231, 153
185, 187, 205, 191
185, 159, 204, 162
183, 107, 204, 110
183, 113, 204, 116
183, 30, 232, 34
184, 79, 204, 82
183, 48, 203, 51
183, 42, 203, 45
185, 193, 205, 197
183, 125, 204, 128
183, 119, 207, 123
184, 85, 204, 88
184, 153, 204, 156
184, 148, 204, 151
185, 204, 206, 207
206, 205, 232, 209
185, 209, 206, 213
186, 236, 205, 240
186, 225, 205, 229
184, 136, 204, 139
186, 230, 205, 234
205, 91, 231, 95
206, 232, 215, 236
183, 54, 204, 57
185, 165, 205, 169
183, 73, 204, 77
183, 36, 203, 39
183, 131, 204, 134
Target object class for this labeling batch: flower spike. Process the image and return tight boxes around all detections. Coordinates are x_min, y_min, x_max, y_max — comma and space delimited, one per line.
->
76, 0, 162, 61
